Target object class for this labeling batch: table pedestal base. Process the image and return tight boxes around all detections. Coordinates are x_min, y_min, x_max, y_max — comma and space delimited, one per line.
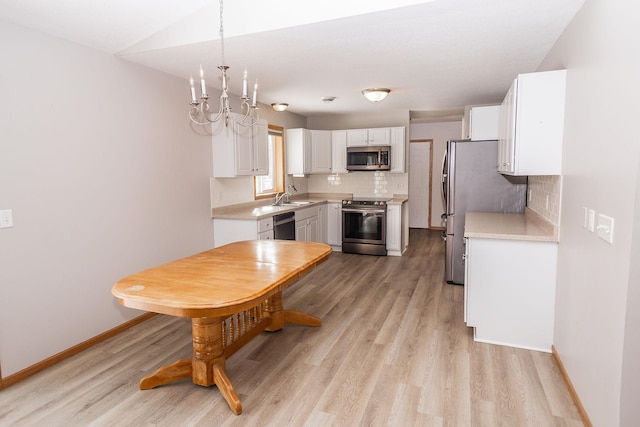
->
138, 291, 321, 415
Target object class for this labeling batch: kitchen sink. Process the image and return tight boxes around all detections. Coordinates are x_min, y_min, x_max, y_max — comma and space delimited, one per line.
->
280, 201, 313, 206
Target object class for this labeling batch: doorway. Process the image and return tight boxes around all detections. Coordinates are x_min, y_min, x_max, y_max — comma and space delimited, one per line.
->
409, 139, 433, 228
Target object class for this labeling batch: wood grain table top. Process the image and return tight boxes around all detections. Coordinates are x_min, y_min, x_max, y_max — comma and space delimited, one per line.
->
112, 240, 332, 318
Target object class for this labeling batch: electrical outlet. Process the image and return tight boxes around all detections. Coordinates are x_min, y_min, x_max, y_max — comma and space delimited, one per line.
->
0, 209, 13, 228
597, 214, 614, 244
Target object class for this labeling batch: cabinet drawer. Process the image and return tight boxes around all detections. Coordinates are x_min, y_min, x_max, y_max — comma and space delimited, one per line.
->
258, 217, 273, 232
294, 206, 319, 221
258, 230, 273, 240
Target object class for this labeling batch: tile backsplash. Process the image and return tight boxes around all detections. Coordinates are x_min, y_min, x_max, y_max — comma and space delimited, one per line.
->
527, 175, 562, 225
308, 172, 408, 198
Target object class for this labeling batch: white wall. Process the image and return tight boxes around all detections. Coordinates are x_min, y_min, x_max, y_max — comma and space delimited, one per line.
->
307, 110, 409, 131
409, 120, 462, 228
538, 0, 640, 425
0, 22, 214, 377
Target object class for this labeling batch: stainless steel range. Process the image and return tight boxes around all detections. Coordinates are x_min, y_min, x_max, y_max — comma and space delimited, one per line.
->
342, 197, 390, 256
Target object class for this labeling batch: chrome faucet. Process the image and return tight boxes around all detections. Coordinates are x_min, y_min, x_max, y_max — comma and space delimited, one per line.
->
273, 183, 298, 205
273, 192, 291, 205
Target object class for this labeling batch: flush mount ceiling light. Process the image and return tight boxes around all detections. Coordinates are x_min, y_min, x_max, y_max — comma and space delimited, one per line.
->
361, 88, 391, 103
271, 103, 289, 112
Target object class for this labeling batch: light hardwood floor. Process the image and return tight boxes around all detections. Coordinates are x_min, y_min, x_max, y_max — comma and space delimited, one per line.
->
0, 229, 583, 426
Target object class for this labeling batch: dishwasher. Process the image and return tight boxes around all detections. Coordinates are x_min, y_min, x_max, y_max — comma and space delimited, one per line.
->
273, 211, 296, 240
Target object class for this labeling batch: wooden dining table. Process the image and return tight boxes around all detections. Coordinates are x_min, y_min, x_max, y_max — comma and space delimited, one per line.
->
111, 239, 332, 415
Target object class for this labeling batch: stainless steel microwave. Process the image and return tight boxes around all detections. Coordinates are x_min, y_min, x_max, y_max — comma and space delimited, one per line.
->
346, 145, 390, 171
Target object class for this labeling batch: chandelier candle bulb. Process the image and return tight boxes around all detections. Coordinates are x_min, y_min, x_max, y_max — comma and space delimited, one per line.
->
252, 80, 258, 107
189, 76, 197, 103
199, 65, 208, 97
242, 69, 248, 99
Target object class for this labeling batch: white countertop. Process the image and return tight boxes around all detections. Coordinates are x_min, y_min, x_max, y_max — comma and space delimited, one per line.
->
464, 209, 559, 242
212, 193, 408, 220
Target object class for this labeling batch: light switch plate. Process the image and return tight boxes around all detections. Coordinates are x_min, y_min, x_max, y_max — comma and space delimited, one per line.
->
0, 209, 13, 228
587, 209, 595, 232
597, 214, 614, 244
582, 207, 588, 228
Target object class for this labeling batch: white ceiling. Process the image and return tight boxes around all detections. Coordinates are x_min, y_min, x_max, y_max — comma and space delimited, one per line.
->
0, 0, 585, 118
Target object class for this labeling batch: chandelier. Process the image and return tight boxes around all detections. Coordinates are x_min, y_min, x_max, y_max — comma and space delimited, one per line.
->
188, 0, 258, 127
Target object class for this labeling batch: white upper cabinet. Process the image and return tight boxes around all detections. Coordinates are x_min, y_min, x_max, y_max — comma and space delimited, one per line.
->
285, 128, 311, 175
212, 115, 269, 177
498, 70, 567, 176
235, 118, 268, 176
287, 126, 405, 175
469, 105, 500, 140
331, 130, 347, 174
310, 130, 332, 173
286, 128, 332, 175
390, 127, 405, 173
346, 129, 368, 146
346, 128, 391, 147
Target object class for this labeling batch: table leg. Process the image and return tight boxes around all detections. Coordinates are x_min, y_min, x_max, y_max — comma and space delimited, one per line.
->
139, 317, 242, 415
284, 309, 322, 327
139, 359, 192, 390
192, 317, 242, 415
265, 291, 322, 331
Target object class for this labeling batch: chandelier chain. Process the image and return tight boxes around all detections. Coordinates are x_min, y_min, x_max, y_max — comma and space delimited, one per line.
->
219, 0, 225, 65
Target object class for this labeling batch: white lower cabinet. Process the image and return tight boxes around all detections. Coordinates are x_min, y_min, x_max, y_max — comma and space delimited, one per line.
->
386, 205, 401, 253
327, 202, 342, 250
386, 201, 408, 256
213, 217, 273, 247
295, 205, 319, 242
317, 204, 327, 244
464, 236, 558, 352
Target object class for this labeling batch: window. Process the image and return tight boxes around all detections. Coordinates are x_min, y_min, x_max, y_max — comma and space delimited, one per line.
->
255, 125, 284, 199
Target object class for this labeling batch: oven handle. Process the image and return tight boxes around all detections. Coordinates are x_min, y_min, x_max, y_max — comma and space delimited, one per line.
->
342, 208, 386, 214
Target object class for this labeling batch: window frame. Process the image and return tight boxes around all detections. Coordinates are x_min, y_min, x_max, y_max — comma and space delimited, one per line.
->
254, 124, 285, 200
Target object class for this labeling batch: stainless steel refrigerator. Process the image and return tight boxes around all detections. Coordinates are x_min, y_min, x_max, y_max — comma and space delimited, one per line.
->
442, 139, 527, 284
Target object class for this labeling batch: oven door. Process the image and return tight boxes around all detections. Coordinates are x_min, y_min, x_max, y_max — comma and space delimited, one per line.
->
342, 208, 386, 245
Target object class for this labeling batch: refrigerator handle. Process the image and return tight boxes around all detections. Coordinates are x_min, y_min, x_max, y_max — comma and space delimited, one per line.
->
441, 149, 448, 206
